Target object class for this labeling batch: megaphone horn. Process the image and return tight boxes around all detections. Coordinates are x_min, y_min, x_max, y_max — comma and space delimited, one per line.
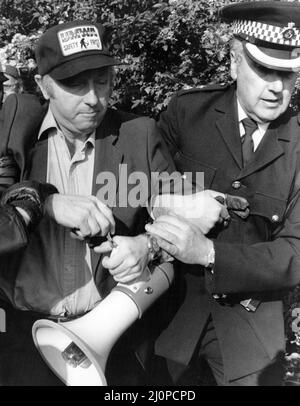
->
32, 262, 174, 386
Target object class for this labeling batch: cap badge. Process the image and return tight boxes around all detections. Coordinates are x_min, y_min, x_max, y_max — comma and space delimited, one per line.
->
281, 22, 297, 41
58, 25, 102, 57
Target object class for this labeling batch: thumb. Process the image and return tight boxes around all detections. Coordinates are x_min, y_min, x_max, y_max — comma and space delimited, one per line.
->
219, 205, 231, 224
205, 190, 226, 200
94, 240, 113, 254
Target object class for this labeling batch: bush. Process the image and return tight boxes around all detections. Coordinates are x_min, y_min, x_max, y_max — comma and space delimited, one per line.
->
96, 0, 235, 117
0, 0, 98, 94
0, 0, 235, 115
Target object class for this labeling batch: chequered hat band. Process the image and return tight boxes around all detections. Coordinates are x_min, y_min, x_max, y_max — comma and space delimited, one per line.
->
233, 19, 300, 47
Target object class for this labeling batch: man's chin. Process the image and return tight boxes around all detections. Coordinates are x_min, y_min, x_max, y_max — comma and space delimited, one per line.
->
256, 109, 285, 124
78, 118, 102, 133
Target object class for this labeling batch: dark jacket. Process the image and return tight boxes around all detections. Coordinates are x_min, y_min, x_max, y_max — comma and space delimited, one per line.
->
0, 93, 45, 260
0, 205, 29, 255
0, 95, 181, 380
155, 83, 300, 381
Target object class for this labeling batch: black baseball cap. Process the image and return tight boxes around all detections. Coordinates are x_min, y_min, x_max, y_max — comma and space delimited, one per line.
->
219, 1, 300, 71
35, 20, 122, 80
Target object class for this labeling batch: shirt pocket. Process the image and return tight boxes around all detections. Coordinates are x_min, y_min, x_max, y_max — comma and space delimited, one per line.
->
174, 151, 217, 189
251, 191, 287, 225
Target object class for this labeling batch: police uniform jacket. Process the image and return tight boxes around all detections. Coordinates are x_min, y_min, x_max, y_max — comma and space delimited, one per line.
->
155, 83, 300, 381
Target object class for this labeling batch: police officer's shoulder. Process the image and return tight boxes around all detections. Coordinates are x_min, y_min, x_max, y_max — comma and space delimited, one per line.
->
107, 107, 139, 124
112, 107, 156, 143
176, 83, 231, 98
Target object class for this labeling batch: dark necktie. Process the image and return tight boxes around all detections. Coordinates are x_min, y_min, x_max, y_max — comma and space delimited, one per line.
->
241, 117, 258, 167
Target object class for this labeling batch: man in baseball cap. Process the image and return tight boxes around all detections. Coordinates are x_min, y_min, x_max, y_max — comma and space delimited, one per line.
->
0, 20, 227, 386
34, 20, 123, 139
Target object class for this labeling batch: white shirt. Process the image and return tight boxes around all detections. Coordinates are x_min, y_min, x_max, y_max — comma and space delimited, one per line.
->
237, 100, 269, 151
9, 108, 102, 316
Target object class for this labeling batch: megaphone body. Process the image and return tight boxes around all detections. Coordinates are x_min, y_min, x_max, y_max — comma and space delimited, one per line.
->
32, 262, 174, 386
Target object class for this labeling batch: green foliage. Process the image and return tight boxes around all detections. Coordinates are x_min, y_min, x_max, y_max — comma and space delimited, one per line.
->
0, 0, 236, 115
0, 0, 97, 41
96, 0, 235, 116
0, 0, 98, 94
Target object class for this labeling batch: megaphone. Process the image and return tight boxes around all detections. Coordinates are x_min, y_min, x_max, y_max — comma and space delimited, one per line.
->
32, 262, 174, 386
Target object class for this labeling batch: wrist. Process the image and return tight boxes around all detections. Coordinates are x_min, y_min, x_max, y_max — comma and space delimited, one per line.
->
38, 183, 59, 205
44, 194, 56, 218
152, 194, 183, 219
145, 232, 161, 262
145, 232, 174, 264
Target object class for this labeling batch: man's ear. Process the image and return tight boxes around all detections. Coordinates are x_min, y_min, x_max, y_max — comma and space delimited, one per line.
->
34, 74, 50, 100
230, 49, 238, 81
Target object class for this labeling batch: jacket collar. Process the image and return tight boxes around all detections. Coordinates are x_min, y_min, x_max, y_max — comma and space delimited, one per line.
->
214, 84, 292, 178
215, 84, 243, 169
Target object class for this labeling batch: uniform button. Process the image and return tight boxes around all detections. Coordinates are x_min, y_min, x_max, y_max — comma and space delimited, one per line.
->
271, 214, 280, 223
232, 181, 241, 190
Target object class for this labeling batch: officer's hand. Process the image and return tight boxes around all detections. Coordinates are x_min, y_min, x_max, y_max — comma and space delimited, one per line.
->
153, 190, 229, 234
145, 215, 213, 265
95, 234, 149, 283
45, 194, 115, 238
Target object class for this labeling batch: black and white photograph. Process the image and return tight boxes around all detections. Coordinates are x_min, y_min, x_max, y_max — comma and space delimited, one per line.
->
0, 0, 299, 391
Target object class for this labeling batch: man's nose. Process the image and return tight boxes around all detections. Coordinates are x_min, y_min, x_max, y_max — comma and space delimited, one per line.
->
84, 81, 99, 105
268, 73, 284, 93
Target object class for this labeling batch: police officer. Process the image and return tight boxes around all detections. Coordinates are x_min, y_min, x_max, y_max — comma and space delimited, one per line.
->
147, 1, 300, 386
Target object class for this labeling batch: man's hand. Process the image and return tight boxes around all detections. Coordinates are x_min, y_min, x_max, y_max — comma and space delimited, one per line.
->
94, 234, 149, 283
45, 194, 115, 238
153, 190, 229, 234
145, 215, 213, 265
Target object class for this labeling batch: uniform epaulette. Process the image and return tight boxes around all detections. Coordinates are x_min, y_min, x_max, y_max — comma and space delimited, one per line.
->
177, 83, 230, 97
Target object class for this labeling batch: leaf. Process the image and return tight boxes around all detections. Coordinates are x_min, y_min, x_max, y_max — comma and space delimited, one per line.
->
131, 99, 141, 109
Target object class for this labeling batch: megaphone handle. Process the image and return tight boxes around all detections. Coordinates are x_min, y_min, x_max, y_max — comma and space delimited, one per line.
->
112, 262, 174, 318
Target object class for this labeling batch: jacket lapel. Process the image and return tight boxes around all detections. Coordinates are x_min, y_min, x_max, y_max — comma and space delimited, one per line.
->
91, 109, 124, 274
92, 110, 124, 198
24, 137, 48, 182
238, 121, 287, 179
215, 85, 243, 170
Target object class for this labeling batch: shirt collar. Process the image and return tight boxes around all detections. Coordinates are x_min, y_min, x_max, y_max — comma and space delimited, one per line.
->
38, 107, 56, 140
38, 107, 96, 149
